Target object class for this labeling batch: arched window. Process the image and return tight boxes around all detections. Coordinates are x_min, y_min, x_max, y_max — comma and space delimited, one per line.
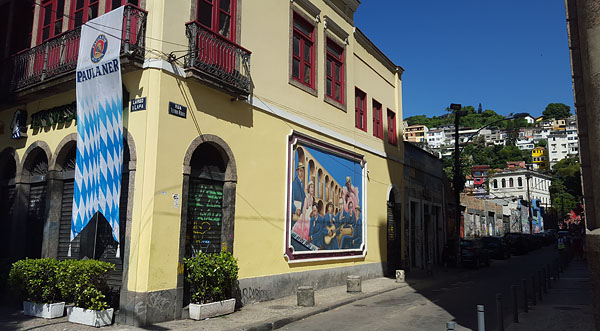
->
518, 177, 523, 187
509, 178, 514, 187
493, 179, 498, 189
501, 179, 506, 188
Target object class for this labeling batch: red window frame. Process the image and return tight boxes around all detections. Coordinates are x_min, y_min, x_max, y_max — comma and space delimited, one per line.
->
38, 0, 66, 44
196, 0, 237, 41
373, 100, 383, 139
387, 109, 397, 145
70, 0, 100, 29
326, 39, 344, 104
355, 88, 367, 131
106, 0, 139, 11
291, 12, 315, 89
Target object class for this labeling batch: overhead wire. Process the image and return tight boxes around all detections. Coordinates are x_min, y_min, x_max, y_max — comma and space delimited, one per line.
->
25, 1, 402, 226
26, 0, 189, 62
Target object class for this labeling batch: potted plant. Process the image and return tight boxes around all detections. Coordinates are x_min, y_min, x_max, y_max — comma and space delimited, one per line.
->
8, 258, 65, 319
61, 259, 115, 327
185, 251, 239, 320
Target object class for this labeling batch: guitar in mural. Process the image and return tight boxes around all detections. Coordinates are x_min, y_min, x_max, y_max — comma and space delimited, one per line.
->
324, 223, 354, 246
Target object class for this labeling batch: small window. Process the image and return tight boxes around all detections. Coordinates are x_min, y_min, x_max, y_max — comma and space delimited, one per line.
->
355, 88, 367, 131
291, 13, 315, 89
509, 178, 514, 187
325, 39, 344, 105
501, 178, 506, 188
373, 100, 383, 139
387, 109, 397, 145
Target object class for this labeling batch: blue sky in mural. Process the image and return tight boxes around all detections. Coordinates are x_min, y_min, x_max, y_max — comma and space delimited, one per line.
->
295, 145, 362, 206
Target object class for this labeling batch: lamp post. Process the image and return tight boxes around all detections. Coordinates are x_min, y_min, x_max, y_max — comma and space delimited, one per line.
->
450, 106, 528, 265
450, 103, 465, 265
526, 164, 533, 234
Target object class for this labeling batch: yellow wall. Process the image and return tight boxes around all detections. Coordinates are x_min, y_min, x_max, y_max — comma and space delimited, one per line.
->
0, 0, 405, 295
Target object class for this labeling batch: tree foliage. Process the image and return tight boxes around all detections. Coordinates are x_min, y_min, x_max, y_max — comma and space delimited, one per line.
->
550, 157, 582, 221
405, 105, 531, 130
542, 103, 571, 119
444, 143, 532, 186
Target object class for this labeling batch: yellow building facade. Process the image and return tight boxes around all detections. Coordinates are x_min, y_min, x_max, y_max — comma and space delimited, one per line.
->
0, 0, 405, 325
532, 146, 548, 170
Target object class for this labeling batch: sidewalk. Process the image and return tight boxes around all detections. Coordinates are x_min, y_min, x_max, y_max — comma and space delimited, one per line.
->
0, 265, 464, 331
507, 259, 595, 331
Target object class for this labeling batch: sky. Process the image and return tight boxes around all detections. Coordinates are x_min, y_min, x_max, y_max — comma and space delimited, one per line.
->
354, 1, 574, 119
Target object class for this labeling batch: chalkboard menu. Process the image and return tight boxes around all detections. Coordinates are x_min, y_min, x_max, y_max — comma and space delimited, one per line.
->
186, 178, 223, 256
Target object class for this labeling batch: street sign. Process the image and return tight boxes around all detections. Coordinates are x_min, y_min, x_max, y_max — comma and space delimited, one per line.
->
169, 102, 187, 118
130, 97, 146, 112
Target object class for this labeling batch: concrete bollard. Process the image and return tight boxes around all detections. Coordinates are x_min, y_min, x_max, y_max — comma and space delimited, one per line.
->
496, 293, 504, 331
537, 271, 543, 301
512, 285, 519, 322
542, 268, 548, 293
531, 276, 536, 306
477, 305, 485, 331
522, 279, 528, 313
297, 286, 315, 307
446, 321, 456, 331
347, 275, 362, 293
396, 270, 405, 283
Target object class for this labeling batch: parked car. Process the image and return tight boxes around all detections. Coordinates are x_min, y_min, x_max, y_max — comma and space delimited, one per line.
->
481, 236, 510, 259
504, 233, 528, 255
460, 239, 490, 268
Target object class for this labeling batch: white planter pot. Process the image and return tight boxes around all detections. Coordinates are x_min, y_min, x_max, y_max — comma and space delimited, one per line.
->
23, 301, 65, 319
189, 298, 236, 320
67, 306, 114, 327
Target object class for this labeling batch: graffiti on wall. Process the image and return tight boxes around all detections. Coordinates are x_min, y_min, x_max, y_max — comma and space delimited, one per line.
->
285, 132, 366, 262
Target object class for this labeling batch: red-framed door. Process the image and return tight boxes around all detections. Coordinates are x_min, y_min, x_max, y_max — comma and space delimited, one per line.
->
34, 0, 66, 76
69, 0, 100, 29
107, 0, 141, 49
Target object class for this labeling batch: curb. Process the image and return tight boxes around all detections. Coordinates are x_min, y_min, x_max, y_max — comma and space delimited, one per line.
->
230, 283, 410, 331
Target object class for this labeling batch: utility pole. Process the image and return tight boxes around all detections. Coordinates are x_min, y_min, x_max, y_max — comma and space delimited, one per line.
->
450, 103, 463, 265
526, 164, 533, 234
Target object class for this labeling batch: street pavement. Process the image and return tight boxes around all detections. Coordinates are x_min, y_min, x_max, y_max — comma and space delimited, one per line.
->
279, 246, 568, 331
0, 245, 593, 330
506, 258, 593, 331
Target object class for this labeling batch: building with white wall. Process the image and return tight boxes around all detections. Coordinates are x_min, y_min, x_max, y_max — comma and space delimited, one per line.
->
548, 132, 570, 168
516, 138, 535, 151
426, 129, 446, 148
489, 168, 552, 207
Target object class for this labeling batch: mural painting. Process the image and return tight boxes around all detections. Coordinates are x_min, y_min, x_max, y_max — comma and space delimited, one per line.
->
285, 132, 366, 262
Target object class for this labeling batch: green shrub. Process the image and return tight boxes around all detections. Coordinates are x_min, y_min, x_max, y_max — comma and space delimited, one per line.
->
8, 258, 61, 303
8, 258, 115, 310
185, 251, 239, 304
57, 259, 115, 311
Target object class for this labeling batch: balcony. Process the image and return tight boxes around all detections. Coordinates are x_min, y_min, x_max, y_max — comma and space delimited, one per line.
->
184, 22, 252, 97
1, 5, 147, 99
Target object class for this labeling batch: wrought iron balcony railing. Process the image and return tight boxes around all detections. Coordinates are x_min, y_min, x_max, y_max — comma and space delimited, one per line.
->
184, 22, 252, 96
5, 4, 147, 93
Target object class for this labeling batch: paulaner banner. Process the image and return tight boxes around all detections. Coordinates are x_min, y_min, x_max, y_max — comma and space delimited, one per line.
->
71, 7, 125, 257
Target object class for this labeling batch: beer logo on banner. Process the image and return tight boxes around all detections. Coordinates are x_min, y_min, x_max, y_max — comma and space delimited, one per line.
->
91, 34, 108, 63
